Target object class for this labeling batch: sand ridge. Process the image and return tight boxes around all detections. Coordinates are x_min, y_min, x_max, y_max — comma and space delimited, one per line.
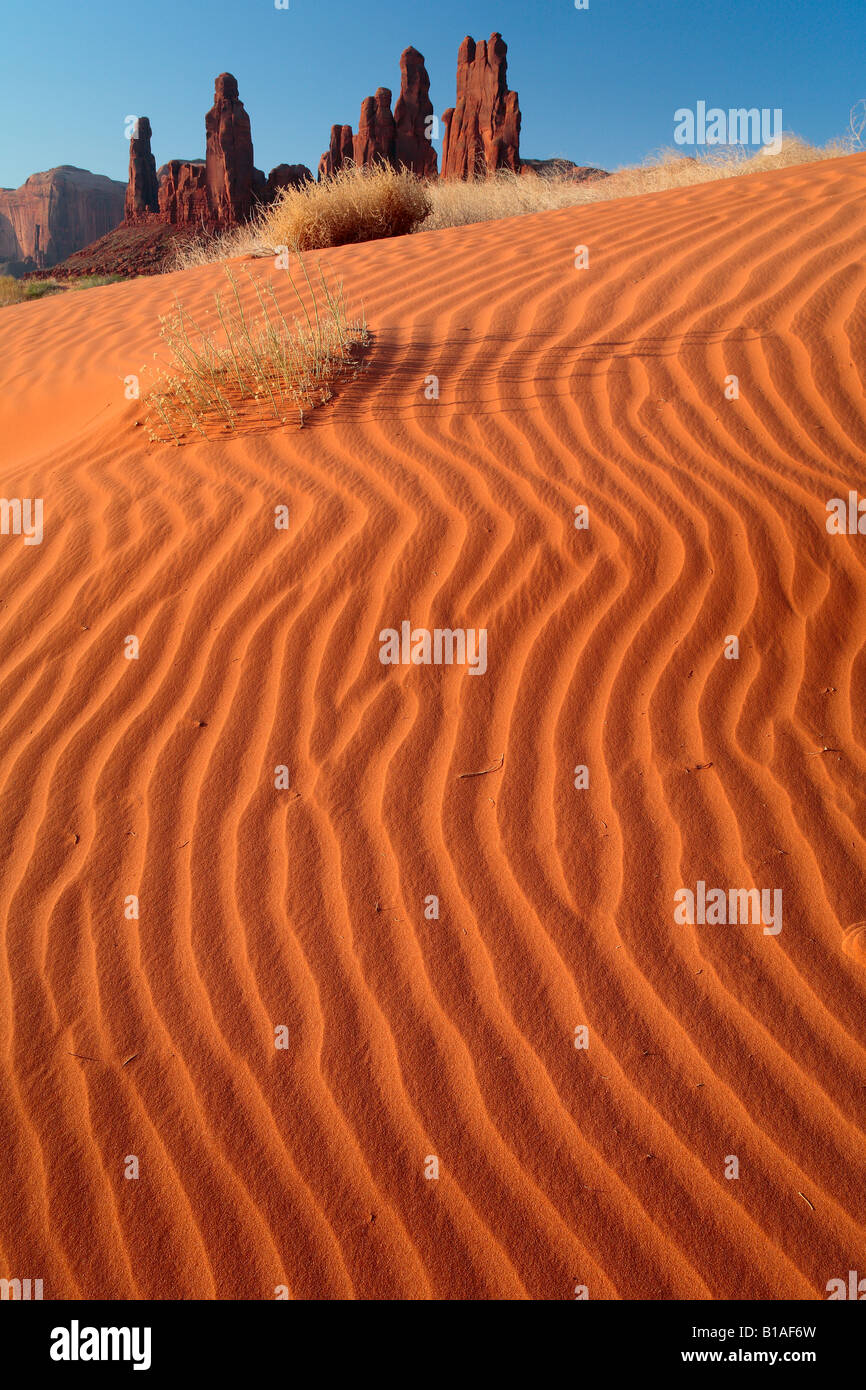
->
0, 153, 865, 1298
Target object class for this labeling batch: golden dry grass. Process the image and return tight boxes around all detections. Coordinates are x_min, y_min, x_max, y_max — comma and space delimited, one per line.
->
421, 137, 854, 229
265, 162, 432, 250
174, 164, 431, 268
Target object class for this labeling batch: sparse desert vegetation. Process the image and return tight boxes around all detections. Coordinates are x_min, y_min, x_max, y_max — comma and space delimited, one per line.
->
144, 259, 368, 443
0, 272, 125, 307
172, 133, 856, 270
264, 163, 432, 250
420, 134, 853, 228
175, 162, 431, 267
0, 275, 65, 306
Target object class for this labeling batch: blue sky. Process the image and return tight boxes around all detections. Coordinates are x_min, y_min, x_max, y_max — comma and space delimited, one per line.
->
1, 0, 864, 189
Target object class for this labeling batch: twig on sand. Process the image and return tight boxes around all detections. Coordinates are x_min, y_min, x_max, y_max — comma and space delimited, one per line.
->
457, 754, 504, 780
798, 1191, 815, 1211
67, 1052, 97, 1062
121, 1054, 140, 1068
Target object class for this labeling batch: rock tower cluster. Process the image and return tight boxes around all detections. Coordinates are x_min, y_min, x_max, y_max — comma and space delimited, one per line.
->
127, 35, 528, 230
317, 36, 521, 181
124, 73, 312, 229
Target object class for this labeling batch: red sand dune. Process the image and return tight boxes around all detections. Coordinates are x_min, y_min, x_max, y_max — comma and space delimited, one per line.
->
1, 153, 865, 1299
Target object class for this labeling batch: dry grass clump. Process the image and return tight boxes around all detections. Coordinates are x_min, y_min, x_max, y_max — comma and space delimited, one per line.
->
171, 225, 265, 270
259, 162, 432, 251
144, 258, 368, 444
174, 163, 432, 268
70, 273, 127, 289
420, 170, 596, 229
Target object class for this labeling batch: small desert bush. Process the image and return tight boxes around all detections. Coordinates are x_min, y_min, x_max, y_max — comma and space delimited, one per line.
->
144, 258, 368, 444
258, 162, 430, 252
264, 163, 431, 250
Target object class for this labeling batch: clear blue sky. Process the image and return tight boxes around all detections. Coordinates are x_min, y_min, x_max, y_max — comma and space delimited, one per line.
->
1, 0, 864, 189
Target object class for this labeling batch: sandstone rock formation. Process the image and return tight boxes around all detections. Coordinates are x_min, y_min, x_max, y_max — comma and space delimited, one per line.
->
266, 164, 314, 196
354, 89, 397, 168
0, 166, 126, 272
441, 33, 521, 178
252, 167, 267, 203
318, 124, 354, 180
319, 48, 438, 177
21, 74, 311, 279
39, 221, 203, 280
205, 72, 255, 224
394, 47, 438, 175
157, 160, 209, 225
520, 158, 608, 182
124, 117, 159, 220
123, 73, 311, 231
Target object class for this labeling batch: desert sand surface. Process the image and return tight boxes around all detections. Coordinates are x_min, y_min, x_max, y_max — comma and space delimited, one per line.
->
1, 153, 865, 1300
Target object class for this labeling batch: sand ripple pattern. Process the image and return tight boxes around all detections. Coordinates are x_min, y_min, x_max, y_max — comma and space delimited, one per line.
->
1, 155, 865, 1298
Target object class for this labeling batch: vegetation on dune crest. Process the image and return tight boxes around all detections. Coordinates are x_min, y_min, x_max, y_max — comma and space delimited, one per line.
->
265, 162, 433, 250
421, 135, 855, 229
144, 258, 368, 444
175, 163, 431, 268
70, 274, 127, 289
172, 131, 860, 271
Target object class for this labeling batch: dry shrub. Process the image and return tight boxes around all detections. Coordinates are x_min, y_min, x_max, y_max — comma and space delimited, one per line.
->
173, 165, 431, 268
257, 162, 431, 252
144, 258, 368, 444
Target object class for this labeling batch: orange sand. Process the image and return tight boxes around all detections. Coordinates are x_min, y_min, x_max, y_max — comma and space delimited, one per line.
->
1, 154, 865, 1299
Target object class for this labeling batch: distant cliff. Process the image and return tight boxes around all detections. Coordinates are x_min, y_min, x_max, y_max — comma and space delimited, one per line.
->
0, 166, 126, 272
